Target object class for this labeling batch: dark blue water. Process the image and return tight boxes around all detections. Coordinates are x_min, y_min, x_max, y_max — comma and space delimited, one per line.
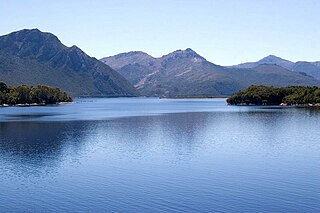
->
0, 98, 319, 212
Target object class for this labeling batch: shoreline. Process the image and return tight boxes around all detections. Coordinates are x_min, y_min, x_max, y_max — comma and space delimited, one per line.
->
0, 102, 73, 107
228, 103, 320, 107
161, 96, 229, 99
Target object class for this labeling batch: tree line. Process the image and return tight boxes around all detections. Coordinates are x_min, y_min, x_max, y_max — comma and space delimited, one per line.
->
0, 82, 72, 105
227, 85, 320, 106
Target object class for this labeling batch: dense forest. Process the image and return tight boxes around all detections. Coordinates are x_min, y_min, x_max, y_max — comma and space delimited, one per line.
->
227, 85, 320, 106
0, 82, 72, 106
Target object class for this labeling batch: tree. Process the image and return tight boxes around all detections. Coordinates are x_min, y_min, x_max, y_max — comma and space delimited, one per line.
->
0, 83, 72, 105
227, 85, 320, 106
0, 82, 8, 92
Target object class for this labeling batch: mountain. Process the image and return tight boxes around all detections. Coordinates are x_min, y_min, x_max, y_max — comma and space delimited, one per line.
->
292, 62, 320, 80
101, 49, 320, 97
0, 29, 137, 97
233, 55, 320, 80
102, 49, 240, 96
232, 55, 295, 70
312, 62, 320, 67
228, 64, 319, 87
101, 51, 155, 70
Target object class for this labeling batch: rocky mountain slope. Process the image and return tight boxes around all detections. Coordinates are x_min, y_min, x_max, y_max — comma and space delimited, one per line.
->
0, 29, 138, 97
101, 49, 320, 97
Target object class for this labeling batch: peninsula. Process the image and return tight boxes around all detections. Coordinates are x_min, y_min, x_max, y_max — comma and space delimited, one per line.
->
227, 85, 320, 106
0, 82, 72, 106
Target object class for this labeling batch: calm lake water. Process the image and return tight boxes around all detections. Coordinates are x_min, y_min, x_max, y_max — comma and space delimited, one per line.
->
0, 98, 320, 212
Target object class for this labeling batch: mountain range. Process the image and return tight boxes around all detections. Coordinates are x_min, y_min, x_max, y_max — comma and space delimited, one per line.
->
232, 55, 320, 80
101, 50, 320, 97
1, 29, 319, 98
0, 29, 137, 97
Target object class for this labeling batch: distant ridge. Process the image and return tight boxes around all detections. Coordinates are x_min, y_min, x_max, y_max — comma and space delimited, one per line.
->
0, 29, 138, 97
232, 55, 295, 70
101, 49, 320, 97
232, 55, 320, 80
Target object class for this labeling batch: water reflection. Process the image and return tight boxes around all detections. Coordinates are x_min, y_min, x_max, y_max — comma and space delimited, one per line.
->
1, 108, 319, 175
0, 99, 320, 212
0, 122, 91, 177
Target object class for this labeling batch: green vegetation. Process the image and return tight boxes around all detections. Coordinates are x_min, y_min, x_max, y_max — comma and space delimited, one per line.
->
0, 29, 138, 97
227, 85, 320, 106
0, 82, 72, 106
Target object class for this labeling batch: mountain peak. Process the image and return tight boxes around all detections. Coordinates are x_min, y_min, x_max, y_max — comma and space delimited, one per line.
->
113, 51, 152, 59
0, 28, 65, 61
100, 51, 155, 70
173, 48, 197, 54
185, 48, 196, 52
19, 28, 41, 33
232, 55, 295, 69
257, 55, 294, 69
266, 54, 279, 58
6, 28, 60, 43
259, 55, 287, 63
163, 48, 205, 62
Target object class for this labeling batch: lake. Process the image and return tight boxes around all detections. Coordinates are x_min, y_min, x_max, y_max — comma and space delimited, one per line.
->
0, 98, 319, 212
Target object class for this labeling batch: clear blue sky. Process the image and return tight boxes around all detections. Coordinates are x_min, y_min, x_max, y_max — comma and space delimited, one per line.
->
1, 0, 320, 65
